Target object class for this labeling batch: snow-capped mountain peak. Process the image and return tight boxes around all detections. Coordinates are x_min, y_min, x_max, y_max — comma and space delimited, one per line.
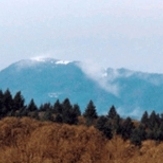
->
12, 58, 74, 70
30, 57, 72, 65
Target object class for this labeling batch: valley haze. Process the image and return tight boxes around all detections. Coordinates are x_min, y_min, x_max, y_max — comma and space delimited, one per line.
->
0, 57, 163, 119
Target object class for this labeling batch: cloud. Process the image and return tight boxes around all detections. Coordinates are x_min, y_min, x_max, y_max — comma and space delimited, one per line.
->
1, 0, 163, 26
78, 60, 120, 96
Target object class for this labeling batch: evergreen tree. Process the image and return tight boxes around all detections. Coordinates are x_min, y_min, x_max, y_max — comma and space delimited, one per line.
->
121, 117, 135, 140
0, 90, 3, 101
103, 121, 113, 139
96, 116, 112, 139
96, 116, 108, 131
130, 124, 146, 146
83, 100, 98, 119
148, 111, 160, 130
147, 130, 156, 140
160, 113, 163, 123
13, 91, 25, 112
2, 89, 13, 114
113, 114, 122, 135
73, 104, 81, 117
64, 110, 78, 125
0, 107, 7, 118
16, 108, 28, 117
107, 105, 121, 134
156, 122, 163, 141
62, 98, 78, 125
62, 98, 72, 111
53, 99, 62, 114
130, 128, 142, 147
39, 104, 45, 111
141, 111, 149, 128
41, 102, 52, 112
42, 110, 54, 121
83, 100, 98, 126
55, 114, 63, 123
27, 99, 38, 112
108, 105, 118, 119
138, 124, 147, 141
62, 98, 72, 123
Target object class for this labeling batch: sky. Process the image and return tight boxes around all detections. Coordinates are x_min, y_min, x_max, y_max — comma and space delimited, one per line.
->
0, 0, 163, 73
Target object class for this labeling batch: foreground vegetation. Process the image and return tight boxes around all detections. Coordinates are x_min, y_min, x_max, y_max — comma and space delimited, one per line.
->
0, 89, 163, 162
0, 117, 163, 163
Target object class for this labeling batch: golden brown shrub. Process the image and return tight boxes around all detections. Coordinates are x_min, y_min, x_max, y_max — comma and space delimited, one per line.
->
0, 118, 108, 163
28, 124, 108, 163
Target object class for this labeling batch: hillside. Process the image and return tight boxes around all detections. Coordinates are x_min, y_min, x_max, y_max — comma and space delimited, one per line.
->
0, 117, 163, 163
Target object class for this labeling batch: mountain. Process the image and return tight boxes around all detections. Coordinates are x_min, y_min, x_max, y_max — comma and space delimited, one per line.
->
0, 58, 118, 114
0, 58, 163, 118
101, 68, 163, 117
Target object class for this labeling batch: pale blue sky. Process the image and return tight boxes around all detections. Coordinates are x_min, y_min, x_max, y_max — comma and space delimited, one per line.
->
0, 0, 163, 73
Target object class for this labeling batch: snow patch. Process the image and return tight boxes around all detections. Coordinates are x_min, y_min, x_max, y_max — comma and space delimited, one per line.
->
30, 56, 47, 62
48, 92, 62, 98
55, 60, 70, 65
